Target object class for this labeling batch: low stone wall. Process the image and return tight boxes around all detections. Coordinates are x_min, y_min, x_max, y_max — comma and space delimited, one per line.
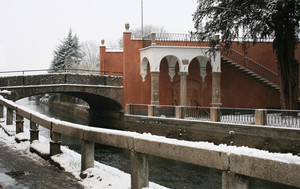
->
0, 73, 123, 87
124, 115, 300, 154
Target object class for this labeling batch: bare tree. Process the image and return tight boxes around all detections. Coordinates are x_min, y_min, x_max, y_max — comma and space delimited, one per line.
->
106, 25, 168, 49
78, 40, 100, 70
131, 25, 168, 39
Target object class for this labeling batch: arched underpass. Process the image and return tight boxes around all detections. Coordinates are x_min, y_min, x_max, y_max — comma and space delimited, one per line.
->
0, 73, 124, 129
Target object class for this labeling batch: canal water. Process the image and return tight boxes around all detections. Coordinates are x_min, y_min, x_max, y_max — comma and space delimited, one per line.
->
16, 98, 298, 189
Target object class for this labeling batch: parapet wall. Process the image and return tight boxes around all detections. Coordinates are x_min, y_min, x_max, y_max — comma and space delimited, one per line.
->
0, 73, 123, 87
124, 115, 300, 154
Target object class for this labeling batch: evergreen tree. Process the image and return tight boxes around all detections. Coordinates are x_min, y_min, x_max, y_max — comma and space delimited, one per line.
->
193, 0, 300, 110
50, 29, 84, 71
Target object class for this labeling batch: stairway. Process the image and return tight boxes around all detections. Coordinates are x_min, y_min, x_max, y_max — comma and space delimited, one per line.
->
221, 48, 280, 93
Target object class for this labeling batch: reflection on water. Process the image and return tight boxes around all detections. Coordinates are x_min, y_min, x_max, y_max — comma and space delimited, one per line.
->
16, 98, 298, 189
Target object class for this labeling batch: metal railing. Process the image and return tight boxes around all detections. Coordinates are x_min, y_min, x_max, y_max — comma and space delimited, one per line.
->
183, 106, 210, 121
131, 104, 148, 116
142, 33, 210, 48
221, 48, 279, 86
220, 108, 255, 125
0, 69, 123, 77
266, 109, 300, 128
157, 105, 176, 118
128, 104, 300, 129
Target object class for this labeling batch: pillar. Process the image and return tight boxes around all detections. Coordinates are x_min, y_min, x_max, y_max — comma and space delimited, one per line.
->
131, 151, 149, 189
210, 107, 221, 122
255, 109, 267, 125
148, 105, 159, 117
100, 39, 106, 76
15, 114, 24, 134
81, 140, 95, 172
211, 72, 222, 107
150, 72, 160, 105
0, 104, 3, 119
222, 171, 249, 189
6, 108, 13, 125
126, 104, 132, 115
175, 106, 185, 119
50, 131, 61, 156
30, 121, 39, 143
179, 72, 188, 106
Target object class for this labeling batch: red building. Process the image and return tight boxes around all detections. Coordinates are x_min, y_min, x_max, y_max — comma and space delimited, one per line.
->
100, 23, 300, 109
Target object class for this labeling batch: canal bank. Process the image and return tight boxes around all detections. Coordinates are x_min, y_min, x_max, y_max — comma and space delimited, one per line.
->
20, 99, 299, 189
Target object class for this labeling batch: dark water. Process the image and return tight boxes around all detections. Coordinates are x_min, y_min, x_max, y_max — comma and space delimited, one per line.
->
16, 99, 298, 189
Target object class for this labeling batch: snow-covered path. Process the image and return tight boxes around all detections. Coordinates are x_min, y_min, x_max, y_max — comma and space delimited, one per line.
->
0, 119, 168, 189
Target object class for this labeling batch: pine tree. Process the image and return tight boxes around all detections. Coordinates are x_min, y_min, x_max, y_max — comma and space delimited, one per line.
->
50, 29, 84, 71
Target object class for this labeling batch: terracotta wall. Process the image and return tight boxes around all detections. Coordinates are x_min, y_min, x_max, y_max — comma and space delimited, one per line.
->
99, 46, 123, 76
231, 42, 300, 74
123, 32, 151, 107
101, 32, 299, 109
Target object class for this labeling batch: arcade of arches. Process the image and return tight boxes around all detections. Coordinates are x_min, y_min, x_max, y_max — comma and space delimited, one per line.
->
140, 46, 221, 107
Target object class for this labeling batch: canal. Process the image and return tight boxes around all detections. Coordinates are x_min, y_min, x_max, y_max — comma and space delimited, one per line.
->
16, 98, 297, 189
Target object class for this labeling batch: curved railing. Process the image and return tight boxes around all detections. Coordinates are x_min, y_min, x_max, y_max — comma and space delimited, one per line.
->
1, 98, 300, 188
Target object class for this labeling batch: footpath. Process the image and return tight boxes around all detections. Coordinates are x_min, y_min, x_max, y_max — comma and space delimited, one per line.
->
0, 138, 83, 189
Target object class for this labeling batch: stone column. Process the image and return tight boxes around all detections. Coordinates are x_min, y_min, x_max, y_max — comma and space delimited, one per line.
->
0, 104, 3, 119
175, 106, 184, 119
15, 114, 24, 134
6, 108, 13, 125
211, 72, 222, 107
131, 151, 149, 189
179, 72, 188, 106
81, 140, 95, 172
30, 121, 39, 143
255, 109, 267, 125
148, 105, 159, 117
50, 131, 61, 156
126, 104, 132, 115
222, 171, 249, 189
150, 72, 160, 105
210, 107, 221, 122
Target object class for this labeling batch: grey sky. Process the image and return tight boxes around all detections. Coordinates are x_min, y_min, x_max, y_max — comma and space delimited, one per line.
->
0, 0, 197, 71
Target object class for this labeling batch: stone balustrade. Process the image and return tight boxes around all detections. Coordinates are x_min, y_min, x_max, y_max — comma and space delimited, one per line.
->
1, 98, 300, 189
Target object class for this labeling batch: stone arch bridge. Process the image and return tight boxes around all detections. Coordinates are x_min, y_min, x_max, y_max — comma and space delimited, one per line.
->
0, 73, 124, 127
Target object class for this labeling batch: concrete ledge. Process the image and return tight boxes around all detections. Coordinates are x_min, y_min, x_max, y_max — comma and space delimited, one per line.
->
0, 100, 16, 110
30, 114, 52, 130
133, 138, 229, 170
125, 115, 300, 154
52, 122, 84, 139
229, 154, 300, 188
16, 107, 31, 119
83, 130, 134, 149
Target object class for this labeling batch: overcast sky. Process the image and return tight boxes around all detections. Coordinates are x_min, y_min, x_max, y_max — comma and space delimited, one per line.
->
0, 0, 197, 71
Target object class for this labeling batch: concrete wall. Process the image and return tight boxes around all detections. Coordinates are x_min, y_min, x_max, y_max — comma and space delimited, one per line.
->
124, 115, 300, 154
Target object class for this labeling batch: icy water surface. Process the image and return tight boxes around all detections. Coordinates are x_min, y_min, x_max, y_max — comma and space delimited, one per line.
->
16, 98, 298, 189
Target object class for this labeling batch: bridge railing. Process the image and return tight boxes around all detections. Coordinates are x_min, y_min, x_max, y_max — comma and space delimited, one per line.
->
1, 97, 300, 188
127, 104, 300, 128
0, 69, 123, 77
